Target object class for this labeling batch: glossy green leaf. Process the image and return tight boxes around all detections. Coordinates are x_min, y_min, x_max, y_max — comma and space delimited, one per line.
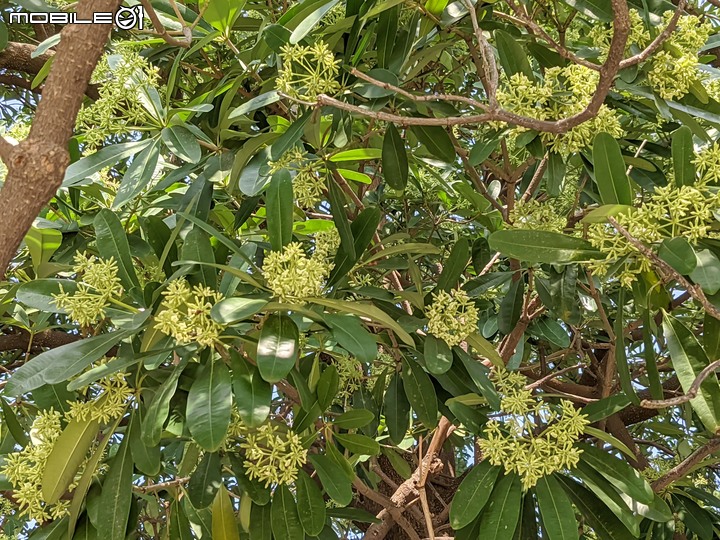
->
162, 125, 202, 164
42, 417, 99, 504
142, 364, 184, 446
488, 230, 601, 264
230, 350, 271, 427
324, 313, 377, 363
308, 454, 353, 506
672, 126, 696, 187
249, 502, 272, 540
658, 237, 696, 275
329, 206, 381, 285
593, 132, 633, 205
211, 297, 268, 324
663, 314, 720, 433
5, 329, 134, 397
181, 227, 217, 288
411, 125, 456, 163
296, 469, 326, 536
476, 473, 522, 538
402, 357, 438, 428
535, 475, 579, 540
94, 208, 140, 290
384, 372, 410, 444
187, 357, 232, 451
266, 170, 294, 251
257, 314, 299, 383
169, 500, 194, 540
382, 124, 408, 190
113, 139, 161, 209
188, 452, 223, 509
450, 460, 501, 529
96, 434, 133, 540
498, 279, 524, 335
495, 30, 534, 79
317, 364, 339, 411
329, 148, 383, 162
690, 249, 720, 295
424, 334, 453, 374
578, 443, 655, 504
63, 140, 151, 187
211, 485, 240, 540
333, 409, 375, 429
270, 484, 304, 540
128, 406, 160, 476
327, 176, 356, 260
334, 432, 380, 455
436, 238, 469, 292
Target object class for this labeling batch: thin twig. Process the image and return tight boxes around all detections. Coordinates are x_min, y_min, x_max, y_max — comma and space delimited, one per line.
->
640, 359, 720, 409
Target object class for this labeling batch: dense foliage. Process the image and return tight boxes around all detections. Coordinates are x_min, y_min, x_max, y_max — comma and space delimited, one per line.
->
3, 0, 720, 538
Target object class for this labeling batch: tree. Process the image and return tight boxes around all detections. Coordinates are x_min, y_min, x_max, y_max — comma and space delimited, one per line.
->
2, 0, 720, 538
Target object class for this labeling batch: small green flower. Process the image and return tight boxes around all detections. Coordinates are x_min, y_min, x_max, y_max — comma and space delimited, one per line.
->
155, 279, 225, 347
66, 372, 133, 424
276, 41, 341, 101
237, 422, 308, 487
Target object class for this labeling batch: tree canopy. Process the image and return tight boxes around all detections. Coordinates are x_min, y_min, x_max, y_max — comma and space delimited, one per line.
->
3, 0, 720, 539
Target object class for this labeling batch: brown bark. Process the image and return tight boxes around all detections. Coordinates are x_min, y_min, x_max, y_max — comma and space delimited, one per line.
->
0, 0, 121, 276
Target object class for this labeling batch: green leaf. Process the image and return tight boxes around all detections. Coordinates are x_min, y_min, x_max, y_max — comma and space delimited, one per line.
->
94, 208, 140, 290
229, 91, 280, 120
488, 230, 601, 264
592, 133, 633, 205
266, 170, 294, 251
269, 487, 303, 540
582, 394, 631, 422
142, 364, 184, 446
563, 0, 613, 21
663, 314, 720, 433
334, 432, 381, 456
333, 409, 375, 429
211, 297, 268, 324
5, 329, 134, 396
658, 237, 696, 275
672, 126, 696, 187
257, 314, 299, 383
289, 0, 340, 43
535, 475, 579, 540
113, 139, 161, 209
498, 279, 524, 335
296, 470, 327, 536
128, 406, 160, 476
328, 206, 380, 284
63, 140, 151, 187
317, 364, 339, 411
310, 297, 414, 346
614, 288, 640, 405
476, 473, 522, 538
96, 434, 133, 540
181, 227, 217, 288
169, 500, 193, 540
24, 226, 61, 277
469, 138, 499, 166
187, 357, 232, 452
578, 443, 655, 504
230, 350, 271, 428
558, 475, 636, 540
382, 124, 408, 190
308, 454, 353, 506
531, 318, 570, 348
673, 494, 713, 540
436, 238, 469, 292
329, 148, 383, 162
402, 357, 438, 429
249, 502, 272, 540
384, 372, 410, 444
424, 334, 453, 375
449, 460, 501, 529
324, 313, 377, 364
495, 30, 534, 79
690, 249, 720, 295
162, 125, 202, 164
42, 418, 99, 504
203, 0, 243, 31
327, 176, 356, 260
411, 126, 456, 163
188, 452, 223, 509
211, 485, 240, 540
581, 204, 635, 224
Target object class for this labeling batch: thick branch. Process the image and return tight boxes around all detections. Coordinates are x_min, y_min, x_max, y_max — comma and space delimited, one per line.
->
0, 0, 122, 276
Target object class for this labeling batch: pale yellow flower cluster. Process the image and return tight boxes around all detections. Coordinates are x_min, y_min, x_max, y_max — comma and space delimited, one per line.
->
66, 372, 133, 424
426, 288, 479, 347
238, 423, 308, 487
1, 409, 70, 522
155, 279, 225, 347
276, 41, 341, 101
52, 251, 123, 327
263, 242, 332, 304
509, 198, 567, 233
479, 369, 588, 490
268, 147, 327, 207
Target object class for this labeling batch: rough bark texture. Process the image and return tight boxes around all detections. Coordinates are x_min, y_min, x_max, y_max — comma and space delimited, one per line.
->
0, 0, 121, 276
